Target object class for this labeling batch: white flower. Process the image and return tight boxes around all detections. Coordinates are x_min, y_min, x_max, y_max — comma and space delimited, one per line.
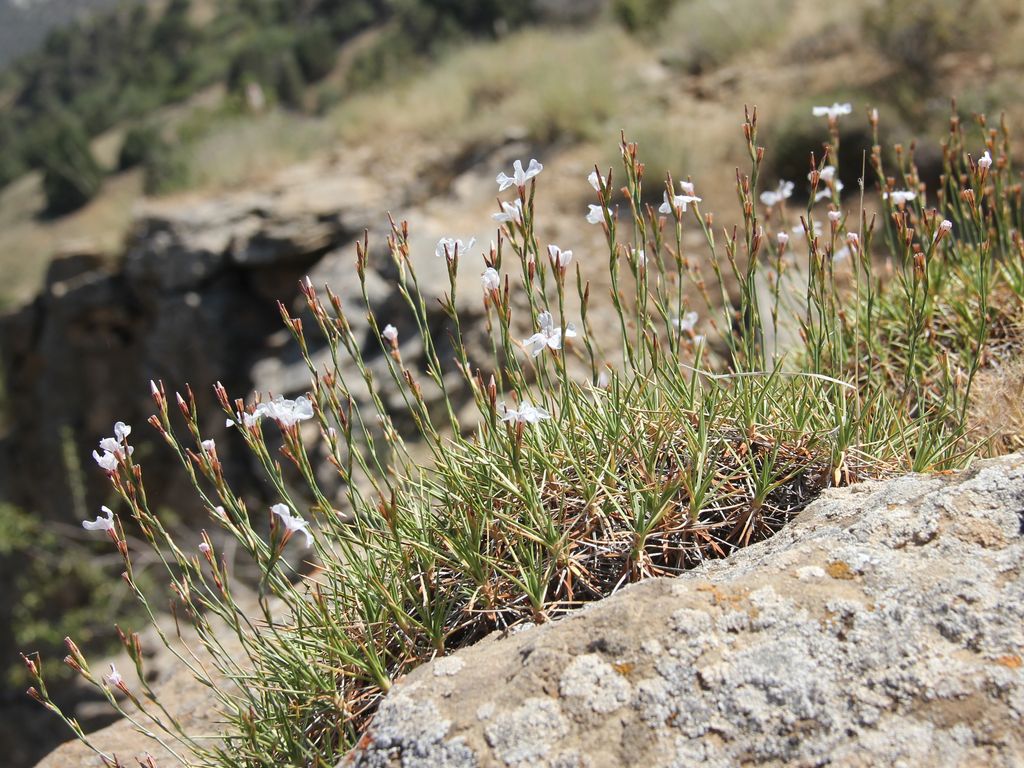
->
82, 506, 115, 533
481, 267, 500, 292
201, 439, 216, 453
106, 663, 123, 688
828, 210, 842, 223
496, 159, 543, 191
435, 237, 476, 261
776, 231, 790, 248
673, 311, 699, 333
812, 102, 853, 119
978, 150, 993, 170
522, 310, 578, 357
814, 184, 842, 203
500, 401, 551, 425
92, 450, 119, 472
846, 232, 860, 248
883, 189, 916, 206
812, 167, 844, 202
679, 181, 696, 196
270, 503, 313, 548
213, 505, 227, 519
794, 220, 824, 237
759, 180, 794, 207
596, 370, 610, 389
586, 204, 610, 224
255, 395, 315, 428
226, 410, 262, 428
382, 324, 398, 343
198, 542, 211, 554
815, 165, 838, 183
493, 199, 523, 224
634, 248, 647, 267
547, 244, 573, 268
587, 170, 606, 191
97, 422, 134, 463
939, 219, 953, 233
658, 191, 702, 216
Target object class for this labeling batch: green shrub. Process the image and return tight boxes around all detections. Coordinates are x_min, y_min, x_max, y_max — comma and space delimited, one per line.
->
658, 0, 794, 73
294, 22, 337, 83
612, 0, 676, 34
142, 137, 191, 195
863, 0, 1020, 91
117, 124, 162, 171
32, 115, 104, 216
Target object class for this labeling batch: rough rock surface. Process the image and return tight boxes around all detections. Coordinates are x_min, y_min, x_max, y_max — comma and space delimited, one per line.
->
345, 453, 1024, 768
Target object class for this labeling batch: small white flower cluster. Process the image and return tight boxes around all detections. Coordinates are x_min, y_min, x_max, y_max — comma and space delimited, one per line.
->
228, 395, 315, 429
92, 421, 134, 472
500, 401, 550, 425
493, 199, 523, 225
673, 311, 699, 333
496, 159, 543, 191
435, 237, 476, 261
813, 166, 844, 202
523, 310, 577, 358
812, 102, 852, 120
658, 181, 701, 217
883, 189, 916, 206
759, 180, 794, 207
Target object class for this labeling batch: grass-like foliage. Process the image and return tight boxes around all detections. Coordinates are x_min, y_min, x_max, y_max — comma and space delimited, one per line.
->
23, 105, 1023, 766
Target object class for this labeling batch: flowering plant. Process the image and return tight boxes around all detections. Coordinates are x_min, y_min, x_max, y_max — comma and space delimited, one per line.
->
24, 105, 1016, 767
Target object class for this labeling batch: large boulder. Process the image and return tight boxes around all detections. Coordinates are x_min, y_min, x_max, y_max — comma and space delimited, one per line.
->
345, 453, 1024, 767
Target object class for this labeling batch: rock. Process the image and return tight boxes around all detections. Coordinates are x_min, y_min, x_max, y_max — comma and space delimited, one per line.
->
344, 453, 1024, 768
0, 154, 455, 521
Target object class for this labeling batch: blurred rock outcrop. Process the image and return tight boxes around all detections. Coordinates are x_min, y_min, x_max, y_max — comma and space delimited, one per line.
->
0, 151, 491, 521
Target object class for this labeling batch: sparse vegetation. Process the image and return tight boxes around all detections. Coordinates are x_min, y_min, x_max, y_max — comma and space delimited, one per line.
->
23, 104, 1024, 765
5, 3, 1024, 766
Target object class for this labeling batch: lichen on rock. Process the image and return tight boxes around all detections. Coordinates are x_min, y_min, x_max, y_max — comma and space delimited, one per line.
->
344, 454, 1024, 767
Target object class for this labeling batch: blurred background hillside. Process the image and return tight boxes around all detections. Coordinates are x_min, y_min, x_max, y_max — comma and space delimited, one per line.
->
2, 1, 1023, 765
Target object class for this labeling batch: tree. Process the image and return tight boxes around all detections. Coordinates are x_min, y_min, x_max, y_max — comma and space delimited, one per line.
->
33, 114, 104, 216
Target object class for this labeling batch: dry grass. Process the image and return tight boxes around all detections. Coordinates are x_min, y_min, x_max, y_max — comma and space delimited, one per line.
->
330, 26, 647, 149
0, 170, 143, 308
174, 110, 336, 192
970, 355, 1024, 454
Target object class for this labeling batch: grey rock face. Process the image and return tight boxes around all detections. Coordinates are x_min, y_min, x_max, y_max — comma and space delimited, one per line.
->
0, 157, 474, 521
344, 454, 1024, 768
